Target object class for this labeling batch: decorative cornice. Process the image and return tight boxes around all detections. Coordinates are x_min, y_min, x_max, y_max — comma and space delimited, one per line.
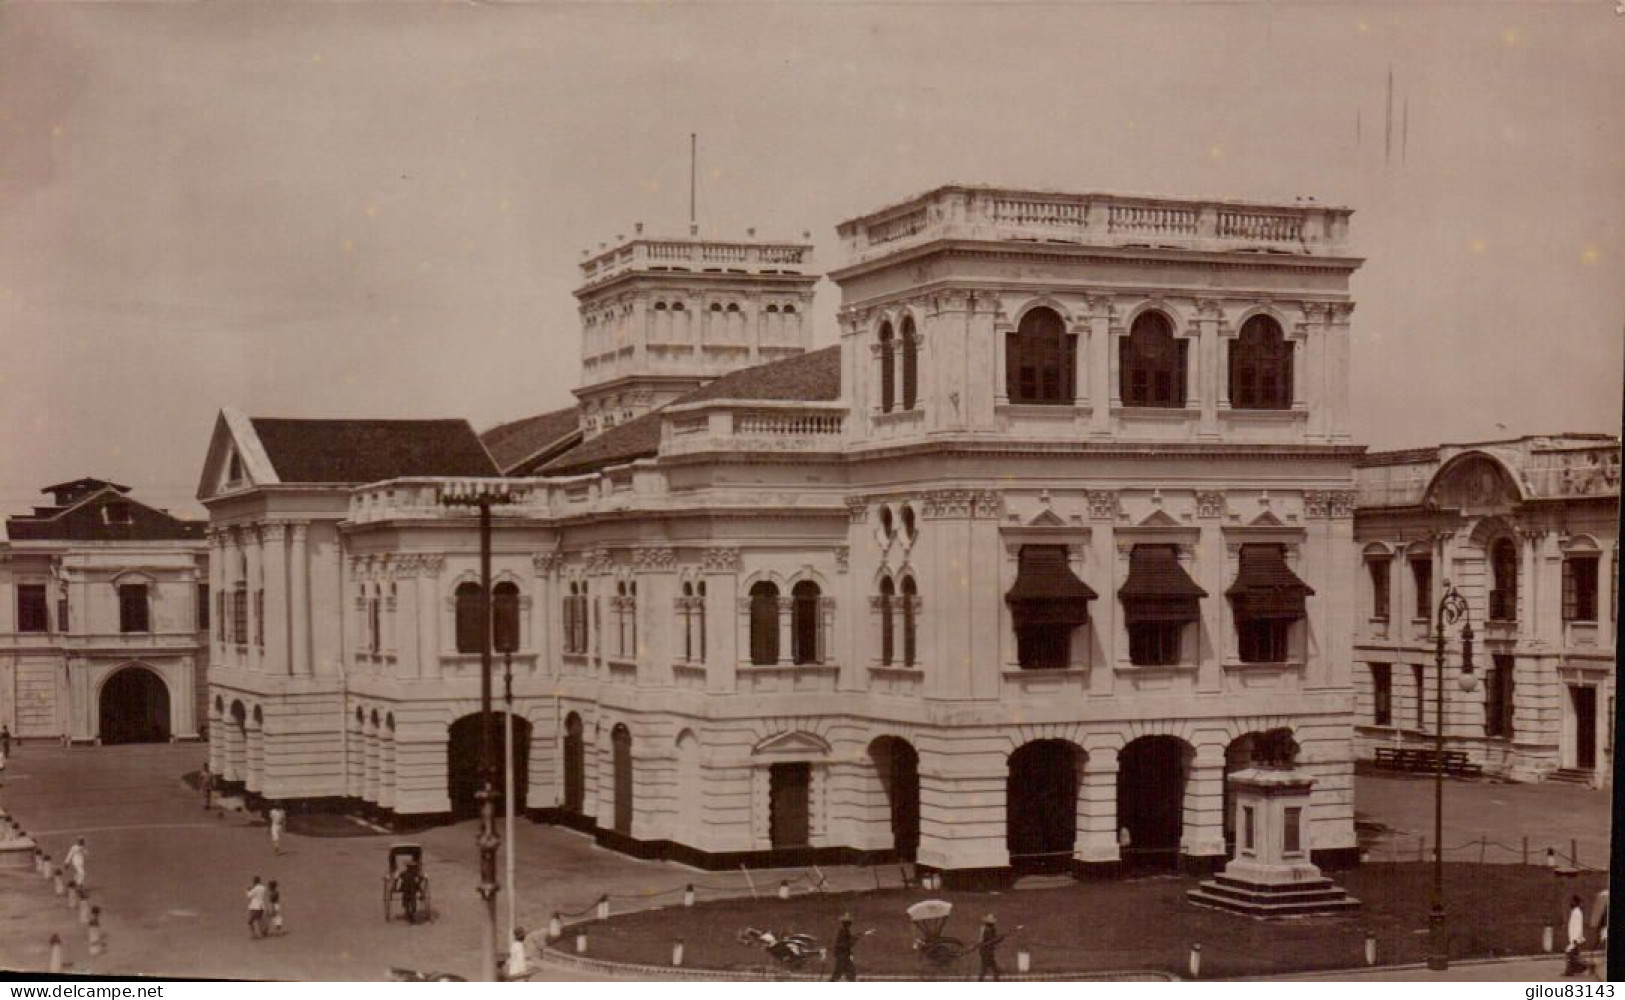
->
1086, 490, 1120, 520
585, 547, 615, 574
634, 546, 677, 571
533, 551, 564, 574
1304, 490, 1356, 519
701, 547, 741, 572
921, 490, 974, 519
1195, 491, 1226, 519
973, 489, 1003, 519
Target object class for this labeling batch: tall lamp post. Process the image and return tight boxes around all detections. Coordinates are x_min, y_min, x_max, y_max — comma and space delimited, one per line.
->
440, 481, 514, 982
1428, 581, 1476, 971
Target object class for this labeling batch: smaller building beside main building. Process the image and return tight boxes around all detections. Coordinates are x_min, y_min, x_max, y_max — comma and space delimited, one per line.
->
0, 479, 209, 743
1353, 436, 1619, 786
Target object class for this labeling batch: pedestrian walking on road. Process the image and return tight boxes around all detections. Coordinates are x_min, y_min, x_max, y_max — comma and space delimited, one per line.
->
246, 876, 268, 939
829, 913, 859, 981
268, 805, 286, 855
1566, 895, 1589, 975
2, 725, 11, 756
978, 915, 1003, 982
398, 860, 424, 925
506, 927, 530, 980
0, 747, 7, 787
201, 764, 213, 811
64, 839, 86, 888
268, 880, 285, 936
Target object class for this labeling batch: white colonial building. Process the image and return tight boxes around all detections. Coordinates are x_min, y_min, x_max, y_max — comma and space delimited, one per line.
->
201, 187, 1368, 881
1353, 435, 1618, 786
0, 479, 209, 743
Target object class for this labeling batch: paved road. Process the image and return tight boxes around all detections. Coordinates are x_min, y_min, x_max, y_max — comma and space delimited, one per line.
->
0, 745, 1612, 981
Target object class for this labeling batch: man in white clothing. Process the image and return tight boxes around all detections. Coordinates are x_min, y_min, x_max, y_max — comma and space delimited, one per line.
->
506, 927, 530, 980
1566, 895, 1589, 975
64, 840, 86, 887
268, 806, 286, 855
246, 876, 269, 939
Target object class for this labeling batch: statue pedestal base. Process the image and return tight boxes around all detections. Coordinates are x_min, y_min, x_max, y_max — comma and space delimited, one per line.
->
1186, 767, 1359, 918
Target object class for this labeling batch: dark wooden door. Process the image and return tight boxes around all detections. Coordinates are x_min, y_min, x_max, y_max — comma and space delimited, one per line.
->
1574, 687, 1597, 770
612, 725, 633, 834
770, 763, 811, 848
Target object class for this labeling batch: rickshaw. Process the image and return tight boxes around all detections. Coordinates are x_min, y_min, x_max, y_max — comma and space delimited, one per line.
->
383, 843, 432, 923
907, 899, 969, 970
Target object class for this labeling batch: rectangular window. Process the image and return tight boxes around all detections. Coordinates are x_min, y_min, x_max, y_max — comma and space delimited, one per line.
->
1368, 559, 1391, 621
1413, 663, 1426, 730
197, 583, 210, 632
217, 592, 226, 641
17, 584, 48, 633
1284, 806, 1303, 854
1410, 557, 1432, 621
1242, 805, 1255, 852
57, 596, 69, 634
255, 590, 265, 648
1238, 618, 1291, 663
232, 586, 248, 645
1563, 556, 1599, 622
119, 584, 151, 633
1371, 662, 1392, 726
1486, 654, 1515, 738
1128, 622, 1183, 666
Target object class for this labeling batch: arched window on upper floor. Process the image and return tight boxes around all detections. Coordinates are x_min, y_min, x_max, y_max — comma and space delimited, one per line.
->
1230, 315, 1292, 410
1006, 306, 1074, 405
749, 581, 780, 665
493, 581, 520, 653
791, 581, 823, 665
455, 581, 484, 654
1121, 311, 1186, 407
878, 576, 896, 666
1490, 537, 1519, 622
878, 320, 896, 413
900, 315, 919, 411
900, 575, 918, 667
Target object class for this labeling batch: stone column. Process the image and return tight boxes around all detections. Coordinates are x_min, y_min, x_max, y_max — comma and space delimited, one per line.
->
1301, 303, 1328, 441
1087, 296, 1113, 436
207, 529, 224, 655
1086, 491, 1119, 698
1325, 302, 1354, 443
1181, 743, 1228, 862
417, 556, 443, 680
261, 523, 289, 675
244, 530, 264, 673
392, 559, 419, 680
703, 548, 739, 694
289, 523, 311, 677
777, 596, 794, 666
533, 552, 559, 678
635, 548, 677, 687
1077, 745, 1120, 864
1195, 300, 1221, 437
1196, 498, 1227, 694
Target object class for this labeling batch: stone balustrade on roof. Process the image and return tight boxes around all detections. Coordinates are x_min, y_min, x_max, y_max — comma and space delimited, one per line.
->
833, 185, 1354, 271
577, 233, 815, 290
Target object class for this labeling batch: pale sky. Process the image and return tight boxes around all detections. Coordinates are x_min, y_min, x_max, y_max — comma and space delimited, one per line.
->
2, 1, 1621, 518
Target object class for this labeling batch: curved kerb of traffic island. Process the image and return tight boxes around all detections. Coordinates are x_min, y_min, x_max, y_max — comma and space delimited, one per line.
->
537, 946, 1175, 982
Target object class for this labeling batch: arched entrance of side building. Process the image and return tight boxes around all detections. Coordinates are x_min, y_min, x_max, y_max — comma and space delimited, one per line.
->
562, 713, 586, 814
1007, 739, 1085, 874
1117, 735, 1193, 870
446, 712, 531, 819
869, 736, 920, 859
99, 665, 171, 744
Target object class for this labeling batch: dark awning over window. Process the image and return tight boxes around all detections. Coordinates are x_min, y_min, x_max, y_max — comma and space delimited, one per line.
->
1120, 544, 1207, 625
1226, 545, 1314, 621
1006, 546, 1097, 627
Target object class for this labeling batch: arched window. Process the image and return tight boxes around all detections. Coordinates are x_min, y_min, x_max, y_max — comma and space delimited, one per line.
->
783, 304, 797, 315
765, 304, 779, 314
1006, 306, 1075, 405
493, 581, 520, 653
879, 506, 894, 540
671, 301, 685, 312
368, 587, 381, 653
455, 581, 484, 654
709, 302, 723, 312
696, 581, 707, 661
878, 576, 896, 666
749, 581, 780, 665
681, 581, 695, 661
1490, 537, 1519, 622
1230, 315, 1292, 410
900, 504, 916, 541
900, 576, 918, 667
653, 301, 668, 311
878, 320, 896, 413
792, 581, 822, 665
726, 302, 741, 313
900, 315, 919, 411
1121, 311, 1186, 407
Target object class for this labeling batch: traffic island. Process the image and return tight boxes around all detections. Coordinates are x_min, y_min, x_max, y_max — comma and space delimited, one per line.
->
550, 863, 1606, 980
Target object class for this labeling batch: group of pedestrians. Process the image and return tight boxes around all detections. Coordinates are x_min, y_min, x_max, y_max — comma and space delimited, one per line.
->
827, 912, 1010, 981
245, 876, 286, 938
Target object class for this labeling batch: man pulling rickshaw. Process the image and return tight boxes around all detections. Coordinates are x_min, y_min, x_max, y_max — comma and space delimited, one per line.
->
383, 843, 431, 923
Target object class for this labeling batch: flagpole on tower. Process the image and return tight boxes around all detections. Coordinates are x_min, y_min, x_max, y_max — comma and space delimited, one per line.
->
689, 133, 697, 230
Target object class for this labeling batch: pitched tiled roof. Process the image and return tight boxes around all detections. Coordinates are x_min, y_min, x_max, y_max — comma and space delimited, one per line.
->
481, 406, 581, 475
7, 488, 204, 542
250, 418, 499, 484
539, 411, 663, 478
675, 345, 841, 405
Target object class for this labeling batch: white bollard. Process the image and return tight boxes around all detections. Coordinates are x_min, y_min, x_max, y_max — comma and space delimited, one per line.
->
88, 908, 104, 956
1365, 934, 1377, 966
671, 939, 684, 967
78, 897, 92, 925
548, 913, 562, 940
48, 934, 63, 973
67, 884, 80, 910
1017, 949, 1031, 973
683, 884, 695, 908
575, 931, 588, 954
1189, 943, 1201, 979
596, 896, 609, 920
53, 870, 65, 896
1543, 926, 1555, 952
778, 880, 790, 901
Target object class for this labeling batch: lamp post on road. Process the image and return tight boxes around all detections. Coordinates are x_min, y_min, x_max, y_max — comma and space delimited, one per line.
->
1428, 580, 1476, 971
440, 480, 515, 983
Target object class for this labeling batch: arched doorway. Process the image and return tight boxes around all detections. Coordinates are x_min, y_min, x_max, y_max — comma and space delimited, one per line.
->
563, 713, 585, 813
99, 666, 170, 744
446, 713, 531, 820
1117, 736, 1192, 869
869, 737, 920, 859
1007, 740, 1081, 874
611, 724, 633, 835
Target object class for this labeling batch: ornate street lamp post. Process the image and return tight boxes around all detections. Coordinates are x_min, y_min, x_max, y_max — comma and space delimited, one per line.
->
1428, 581, 1476, 971
440, 481, 515, 982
